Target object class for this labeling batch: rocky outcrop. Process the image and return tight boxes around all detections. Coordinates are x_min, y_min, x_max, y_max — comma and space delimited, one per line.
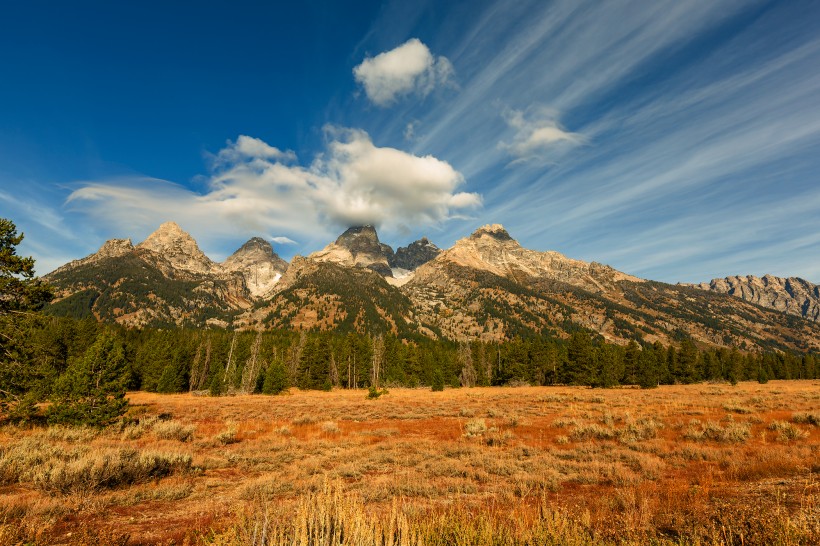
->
689, 274, 820, 322
390, 237, 441, 270
415, 224, 641, 293
221, 237, 289, 298
136, 221, 216, 275
47, 238, 135, 277
308, 225, 394, 277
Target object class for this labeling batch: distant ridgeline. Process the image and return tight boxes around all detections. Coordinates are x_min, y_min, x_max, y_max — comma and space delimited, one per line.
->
18, 315, 819, 395
44, 223, 820, 356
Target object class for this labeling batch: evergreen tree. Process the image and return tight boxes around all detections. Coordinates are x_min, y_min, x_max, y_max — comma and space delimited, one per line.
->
0, 219, 54, 420
0, 218, 53, 315
48, 332, 129, 426
262, 359, 289, 394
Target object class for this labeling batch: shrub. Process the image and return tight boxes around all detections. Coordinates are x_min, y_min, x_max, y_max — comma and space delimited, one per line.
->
792, 412, 820, 427
684, 419, 750, 443
0, 436, 191, 494
216, 425, 239, 445
152, 420, 196, 442
321, 421, 341, 434
366, 386, 388, 399
464, 418, 488, 437
768, 421, 808, 442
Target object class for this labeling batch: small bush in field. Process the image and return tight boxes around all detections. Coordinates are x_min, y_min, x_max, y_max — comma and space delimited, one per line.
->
366, 387, 388, 399
792, 412, 820, 426
152, 420, 196, 442
684, 419, 750, 443
464, 418, 488, 437
321, 421, 341, 434
769, 421, 808, 442
570, 423, 616, 441
216, 425, 239, 445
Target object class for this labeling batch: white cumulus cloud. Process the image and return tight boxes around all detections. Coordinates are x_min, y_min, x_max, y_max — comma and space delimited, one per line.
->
214, 135, 296, 165
65, 129, 480, 251
353, 38, 454, 106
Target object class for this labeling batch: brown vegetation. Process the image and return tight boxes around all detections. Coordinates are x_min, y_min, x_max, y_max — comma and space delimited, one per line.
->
1, 381, 818, 545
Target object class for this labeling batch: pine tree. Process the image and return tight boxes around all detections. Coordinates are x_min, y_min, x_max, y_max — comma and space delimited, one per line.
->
262, 359, 289, 394
0, 218, 53, 315
0, 219, 54, 421
48, 332, 129, 426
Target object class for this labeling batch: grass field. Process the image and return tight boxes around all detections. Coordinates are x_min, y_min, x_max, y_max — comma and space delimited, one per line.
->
1, 381, 818, 545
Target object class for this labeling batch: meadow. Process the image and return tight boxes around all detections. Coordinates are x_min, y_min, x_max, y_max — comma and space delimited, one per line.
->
1, 381, 818, 545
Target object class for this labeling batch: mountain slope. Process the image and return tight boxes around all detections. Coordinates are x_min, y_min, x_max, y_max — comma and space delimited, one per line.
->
45, 224, 288, 328
400, 225, 820, 351
238, 257, 419, 336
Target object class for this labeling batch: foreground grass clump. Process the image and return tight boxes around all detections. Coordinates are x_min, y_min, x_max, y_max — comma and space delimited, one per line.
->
0, 433, 192, 495
210, 481, 608, 546
207, 480, 818, 546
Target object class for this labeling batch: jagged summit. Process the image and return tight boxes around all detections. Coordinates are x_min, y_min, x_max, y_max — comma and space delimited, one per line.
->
414, 224, 640, 294
689, 274, 820, 322
136, 222, 215, 275
309, 225, 394, 277
391, 237, 441, 271
470, 224, 514, 241
222, 237, 288, 298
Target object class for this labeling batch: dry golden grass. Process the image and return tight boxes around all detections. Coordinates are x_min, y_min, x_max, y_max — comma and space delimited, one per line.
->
0, 381, 818, 544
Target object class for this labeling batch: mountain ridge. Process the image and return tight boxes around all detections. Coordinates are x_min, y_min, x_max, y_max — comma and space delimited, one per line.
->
42, 222, 820, 352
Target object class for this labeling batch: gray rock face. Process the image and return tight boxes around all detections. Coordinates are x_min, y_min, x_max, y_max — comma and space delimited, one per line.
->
308, 225, 395, 277
390, 237, 441, 270
690, 274, 820, 322
222, 237, 289, 298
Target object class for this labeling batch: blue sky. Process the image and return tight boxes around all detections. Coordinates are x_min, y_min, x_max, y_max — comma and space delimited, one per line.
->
2, 0, 819, 284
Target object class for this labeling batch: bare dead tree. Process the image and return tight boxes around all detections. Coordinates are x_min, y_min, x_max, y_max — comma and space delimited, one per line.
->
240, 332, 263, 394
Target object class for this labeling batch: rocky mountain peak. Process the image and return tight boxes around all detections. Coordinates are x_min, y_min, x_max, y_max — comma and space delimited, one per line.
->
336, 224, 377, 243
391, 237, 441, 271
45, 237, 135, 277
222, 237, 288, 298
97, 238, 134, 258
230, 237, 276, 257
470, 224, 514, 242
136, 222, 215, 275
309, 225, 394, 277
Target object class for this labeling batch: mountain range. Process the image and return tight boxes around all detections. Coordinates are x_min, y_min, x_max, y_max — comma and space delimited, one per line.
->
44, 222, 820, 352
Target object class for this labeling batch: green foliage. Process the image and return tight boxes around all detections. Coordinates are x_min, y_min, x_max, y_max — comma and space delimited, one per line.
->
431, 368, 445, 391
262, 359, 289, 394
48, 332, 129, 427
0, 219, 53, 315
366, 386, 388, 399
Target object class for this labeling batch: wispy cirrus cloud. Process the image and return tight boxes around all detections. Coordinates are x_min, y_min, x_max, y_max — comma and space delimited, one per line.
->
353, 38, 454, 106
359, 0, 820, 283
